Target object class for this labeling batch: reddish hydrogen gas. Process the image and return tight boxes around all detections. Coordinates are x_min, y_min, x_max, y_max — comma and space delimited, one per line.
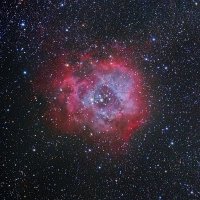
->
35, 45, 149, 149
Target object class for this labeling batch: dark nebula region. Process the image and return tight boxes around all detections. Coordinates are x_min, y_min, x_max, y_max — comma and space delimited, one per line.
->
36, 45, 149, 150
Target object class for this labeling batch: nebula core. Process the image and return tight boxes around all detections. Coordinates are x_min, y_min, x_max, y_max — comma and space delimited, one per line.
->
37, 45, 148, 147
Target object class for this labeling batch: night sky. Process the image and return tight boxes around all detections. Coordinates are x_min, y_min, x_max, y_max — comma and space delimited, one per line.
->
1, 1, 200, 199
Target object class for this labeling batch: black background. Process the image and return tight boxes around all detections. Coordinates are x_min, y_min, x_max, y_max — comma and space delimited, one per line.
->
1, 1, 200, 199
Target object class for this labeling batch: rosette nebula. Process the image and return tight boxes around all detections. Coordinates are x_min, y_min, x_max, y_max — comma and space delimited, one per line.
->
37, 46, 149, 147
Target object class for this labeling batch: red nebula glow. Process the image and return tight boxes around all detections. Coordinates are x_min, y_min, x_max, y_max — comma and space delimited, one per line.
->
35, 45, 149, 151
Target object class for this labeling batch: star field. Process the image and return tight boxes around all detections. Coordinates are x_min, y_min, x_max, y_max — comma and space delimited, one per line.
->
1, 1, 200, 199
